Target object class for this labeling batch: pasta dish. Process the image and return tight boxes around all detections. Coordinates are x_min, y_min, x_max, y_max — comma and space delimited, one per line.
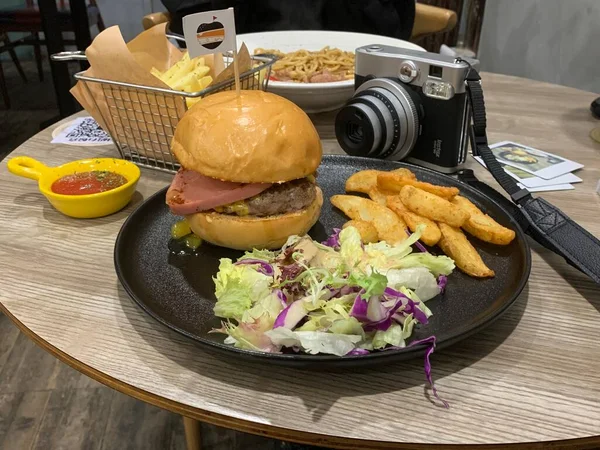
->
254, 46, 354, 83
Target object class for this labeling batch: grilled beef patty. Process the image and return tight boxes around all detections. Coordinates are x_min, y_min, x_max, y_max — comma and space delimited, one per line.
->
219, 178, 316, 217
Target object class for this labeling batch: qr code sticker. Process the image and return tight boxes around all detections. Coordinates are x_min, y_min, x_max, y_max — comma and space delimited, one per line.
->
64, 118, 112, 143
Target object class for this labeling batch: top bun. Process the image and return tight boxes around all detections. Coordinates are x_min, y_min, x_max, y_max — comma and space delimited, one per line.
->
171, 90, 322, 183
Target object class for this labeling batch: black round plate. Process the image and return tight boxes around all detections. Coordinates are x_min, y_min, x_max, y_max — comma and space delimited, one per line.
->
115, 155, 531, 369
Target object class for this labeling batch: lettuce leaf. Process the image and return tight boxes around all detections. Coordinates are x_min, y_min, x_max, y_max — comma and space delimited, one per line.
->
401, 313, 417, 339
265, 328, 362, 356
220, 319, 278, 352
339, 226, 364, 266
362, 225, 425, 269
372, 322, 404, 349
213, 258, 272, 320
400, 287, 433, 318
329, 317, 365, 337
385, 267, 441, 301
298, 295, 355, 331
241, 291, 283, 325
238, 248, 277, 262
392, 253, 455, 277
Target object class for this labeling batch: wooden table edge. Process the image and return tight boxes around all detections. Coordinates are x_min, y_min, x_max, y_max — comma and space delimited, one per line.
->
2, 303, 600, 450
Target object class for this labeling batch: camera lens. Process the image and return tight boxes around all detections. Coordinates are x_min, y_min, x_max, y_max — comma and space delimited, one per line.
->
335, 104, 382, 155
347, 123, 363, 144
335, 79, 420, 160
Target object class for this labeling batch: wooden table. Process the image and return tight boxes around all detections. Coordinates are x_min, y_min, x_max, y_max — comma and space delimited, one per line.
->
1, 73, 600, 449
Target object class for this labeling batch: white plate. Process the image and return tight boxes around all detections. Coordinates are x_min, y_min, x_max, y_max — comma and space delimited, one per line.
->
239, 30, 425, 113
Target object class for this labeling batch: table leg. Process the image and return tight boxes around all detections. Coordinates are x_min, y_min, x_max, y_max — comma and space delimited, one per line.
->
68, 0, 91, 72
38, 0, 77, 118
182, 416, 202, 450
0, 60, 10, 109
33, 32, 44, 82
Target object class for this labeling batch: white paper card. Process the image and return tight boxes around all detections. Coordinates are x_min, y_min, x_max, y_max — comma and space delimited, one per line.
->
488, 141, 583, 179
183, 8, 237, 58
519, 183, 573, 192
473, 156, 581, 188
51, 117, 112, 145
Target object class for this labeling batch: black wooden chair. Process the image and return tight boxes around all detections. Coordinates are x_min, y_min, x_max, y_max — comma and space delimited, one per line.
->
0, 0, 104, 112
0, 31, 28, 108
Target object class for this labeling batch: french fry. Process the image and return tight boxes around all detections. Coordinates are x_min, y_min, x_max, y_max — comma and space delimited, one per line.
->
193, 56, 206, 68
345, 170, 381, 194
151, 53, 214, 108
162, 57, 193, 85
150, 67, 163, 79
438, 223, 495, 278
378, 172, 459, 200
451, 196, 516, 245
199, 75, 213, 88
399, 185, 469, 227
386, 196, 441, 246
185, 76, 214, 108
331, 195, 409, 244
342, 220, 379, 244
171, 71, 202, 92
192, 65, 211, 79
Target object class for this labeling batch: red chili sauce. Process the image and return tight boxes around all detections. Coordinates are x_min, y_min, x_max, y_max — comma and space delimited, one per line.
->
51, 170, 127, 195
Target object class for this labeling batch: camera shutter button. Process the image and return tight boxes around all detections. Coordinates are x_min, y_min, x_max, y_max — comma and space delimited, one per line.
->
399, 61, 418, 82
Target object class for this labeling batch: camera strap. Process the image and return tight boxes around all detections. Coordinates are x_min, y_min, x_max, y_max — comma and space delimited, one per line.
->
462, 67, 600, 284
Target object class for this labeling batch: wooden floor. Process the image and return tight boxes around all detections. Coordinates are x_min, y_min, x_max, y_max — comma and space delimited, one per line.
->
0, 58, 314, 450
0, 312, 295, 450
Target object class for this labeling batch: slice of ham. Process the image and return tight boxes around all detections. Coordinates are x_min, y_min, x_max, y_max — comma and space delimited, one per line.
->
166, 169, 272, 216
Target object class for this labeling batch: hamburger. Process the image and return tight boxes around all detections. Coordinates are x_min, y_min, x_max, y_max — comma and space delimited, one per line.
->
166, 90, 323, 250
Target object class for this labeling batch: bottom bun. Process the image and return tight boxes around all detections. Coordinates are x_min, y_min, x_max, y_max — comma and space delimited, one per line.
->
187, 187, 323, 250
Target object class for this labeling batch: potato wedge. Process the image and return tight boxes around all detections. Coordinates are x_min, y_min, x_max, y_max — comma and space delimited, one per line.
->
331, 195, 408, 244
386, 196, 441, 246
378, 172, 459, 200
391, 167, 417, 180
367, 187, 395, 206
438, 223, 495, 278
399, 185, 469, 227
345, 170, 381, 194
451, 196, 516, 245
346, 169, 417, 194
342, 220, 379, 244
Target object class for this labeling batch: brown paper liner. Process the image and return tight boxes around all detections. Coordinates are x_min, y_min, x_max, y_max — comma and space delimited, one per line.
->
69, 23, 231, 166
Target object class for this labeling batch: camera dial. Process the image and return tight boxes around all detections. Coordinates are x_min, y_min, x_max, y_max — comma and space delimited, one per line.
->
335, 78, 420, 160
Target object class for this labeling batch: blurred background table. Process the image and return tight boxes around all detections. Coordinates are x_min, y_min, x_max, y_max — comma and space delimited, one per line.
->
1, 72, 600, 450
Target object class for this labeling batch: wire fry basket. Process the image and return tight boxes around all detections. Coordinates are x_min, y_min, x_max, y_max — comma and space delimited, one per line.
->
52, 44, 274, 174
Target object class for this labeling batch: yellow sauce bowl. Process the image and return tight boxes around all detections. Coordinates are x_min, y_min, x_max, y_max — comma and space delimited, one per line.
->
7, 156, 141, 219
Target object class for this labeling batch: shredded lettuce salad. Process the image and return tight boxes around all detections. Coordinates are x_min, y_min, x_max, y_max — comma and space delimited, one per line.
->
211, 225, 454, 406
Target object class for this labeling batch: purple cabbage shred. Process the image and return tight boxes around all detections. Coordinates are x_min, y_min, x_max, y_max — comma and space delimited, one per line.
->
349, 291, 368, 321
274, 289, 288, 307
437, 275, 448, 294
409, 336, 449, 409
406, 229, 428, 253
234, 259, 274, 276
414, 240, 428, 253
321, 228, 342, 250
383, 287, 429, 325
347, 348, 370, 356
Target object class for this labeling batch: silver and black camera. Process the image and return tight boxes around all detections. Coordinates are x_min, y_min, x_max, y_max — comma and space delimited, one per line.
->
335, 45, 478, 173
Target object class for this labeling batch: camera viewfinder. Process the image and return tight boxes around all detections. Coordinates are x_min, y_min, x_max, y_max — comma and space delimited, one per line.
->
429, 65, 443, 78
